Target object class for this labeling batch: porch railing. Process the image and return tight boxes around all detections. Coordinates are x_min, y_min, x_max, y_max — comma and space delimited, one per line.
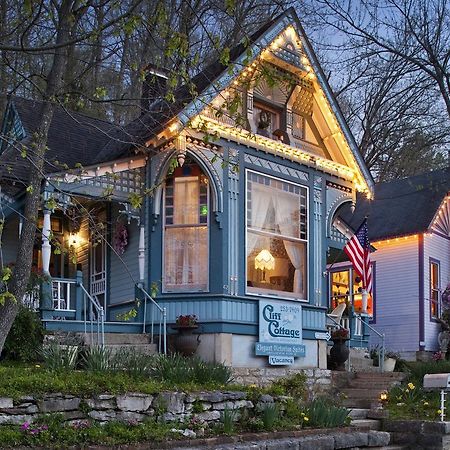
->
354, 314, 385, 372
79, 282, 105, 347
137, 285, 167, 355
52, 278, 76, 311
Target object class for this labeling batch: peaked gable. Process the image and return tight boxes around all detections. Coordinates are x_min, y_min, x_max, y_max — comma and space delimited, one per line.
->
174, 8, 373, 196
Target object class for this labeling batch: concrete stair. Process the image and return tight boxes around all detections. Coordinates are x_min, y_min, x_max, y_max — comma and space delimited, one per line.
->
338, 372, 406, 431
80, 332, 157, 355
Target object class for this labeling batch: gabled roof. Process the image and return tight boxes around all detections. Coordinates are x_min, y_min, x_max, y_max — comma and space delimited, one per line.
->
340, 168, 450, 240
96, 8, 374, 196
93, 15, 279, 164
0, 96, 118, 190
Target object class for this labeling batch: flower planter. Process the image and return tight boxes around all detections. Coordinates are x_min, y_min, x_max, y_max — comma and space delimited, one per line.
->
329, 338, 350, 371
383, 357, 396, 372
172, 326, 200, 357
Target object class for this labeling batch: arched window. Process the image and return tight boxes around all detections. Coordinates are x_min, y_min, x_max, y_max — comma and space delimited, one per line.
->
163, 158, 209, 292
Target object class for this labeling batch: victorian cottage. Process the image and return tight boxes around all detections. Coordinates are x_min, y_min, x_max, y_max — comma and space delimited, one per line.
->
0, 8, 374, 369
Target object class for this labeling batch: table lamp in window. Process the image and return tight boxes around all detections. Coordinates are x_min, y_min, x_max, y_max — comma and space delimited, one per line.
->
255, 249, 275, 282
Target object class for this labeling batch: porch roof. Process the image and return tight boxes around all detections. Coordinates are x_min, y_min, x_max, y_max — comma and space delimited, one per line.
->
340, 168, 450, 240
0, 96, 119, 195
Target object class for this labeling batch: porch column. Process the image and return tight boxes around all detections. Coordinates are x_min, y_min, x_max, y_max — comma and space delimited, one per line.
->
138, 224, 145, 283
40, 208, 53, 319
42, 209, 51, 274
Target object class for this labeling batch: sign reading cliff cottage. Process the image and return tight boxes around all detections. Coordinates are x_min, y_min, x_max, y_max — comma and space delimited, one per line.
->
255, 299, 305, 365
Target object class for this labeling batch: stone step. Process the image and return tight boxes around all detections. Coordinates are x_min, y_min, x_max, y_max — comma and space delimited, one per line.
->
82, 333, 152, 345
348, 408, 370, 419
349, 380, 401, 389
350, 418, 381, 430
341, 397, 379, 409
354, 372, 405, 380
342, 388, 386, 399
369, 446, 409, 450
105, 343, 157, 355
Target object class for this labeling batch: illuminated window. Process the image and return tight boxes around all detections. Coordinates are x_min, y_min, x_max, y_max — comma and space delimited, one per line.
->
163, 160, 208, 292
246, 171, 307, 300
253, 102, 281, 137
430, 261, 440, 319
330, 268, 374, 316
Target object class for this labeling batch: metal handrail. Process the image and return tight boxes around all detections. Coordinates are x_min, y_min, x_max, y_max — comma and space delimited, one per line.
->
354, 314, 385, 372
79, 282, 105, 347
137, 285, 167, 355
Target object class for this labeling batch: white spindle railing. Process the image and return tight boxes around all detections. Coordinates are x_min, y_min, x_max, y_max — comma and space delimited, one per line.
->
52, 278, 76, 311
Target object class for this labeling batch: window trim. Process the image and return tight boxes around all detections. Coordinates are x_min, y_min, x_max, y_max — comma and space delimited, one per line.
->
244, 168, 309, 302
429, 258, 441, 321
161, 169, 210, 294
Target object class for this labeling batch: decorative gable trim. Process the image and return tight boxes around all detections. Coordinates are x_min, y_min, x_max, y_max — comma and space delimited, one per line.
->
430, 193, 450, 237
174, 8, 373, 197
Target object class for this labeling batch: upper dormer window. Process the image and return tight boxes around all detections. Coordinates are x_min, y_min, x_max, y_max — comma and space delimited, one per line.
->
253, 102, 281, 137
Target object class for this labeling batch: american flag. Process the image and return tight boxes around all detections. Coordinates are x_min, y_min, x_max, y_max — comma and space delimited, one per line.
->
344, 219, 373, 295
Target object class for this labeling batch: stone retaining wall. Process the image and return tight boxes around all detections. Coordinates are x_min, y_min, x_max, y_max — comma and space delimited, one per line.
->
0, 391, 281, 426
232, 368, 332, 399
384, 419, 450, 449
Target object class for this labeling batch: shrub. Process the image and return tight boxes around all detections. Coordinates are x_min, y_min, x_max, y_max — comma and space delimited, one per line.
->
221, 406, 236, 434
3, 307, 44, 362
261, 403, 279, 431
82, 346, 113, 372
111, 349, 152, 378
305, 398, 349, 428
270, 372, 307, 399
150, 354, 232, 386
41, 342, 78, 372
406, 360, 450, 384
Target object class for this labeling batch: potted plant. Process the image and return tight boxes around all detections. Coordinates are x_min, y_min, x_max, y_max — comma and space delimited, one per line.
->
370, 347, 398, 372
329, 328, 350, 371
172, 315, 200, 356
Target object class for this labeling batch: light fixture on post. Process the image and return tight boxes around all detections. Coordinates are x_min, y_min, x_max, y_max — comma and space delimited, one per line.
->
255, 249, 275, 282
175, 134, 187, 167
70, 232, 81, 248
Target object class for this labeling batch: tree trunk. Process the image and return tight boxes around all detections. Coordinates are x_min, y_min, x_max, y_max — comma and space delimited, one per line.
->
0, 0, 73, 354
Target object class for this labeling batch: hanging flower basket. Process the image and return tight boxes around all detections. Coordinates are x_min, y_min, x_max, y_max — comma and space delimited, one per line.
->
113, 222, 128, 255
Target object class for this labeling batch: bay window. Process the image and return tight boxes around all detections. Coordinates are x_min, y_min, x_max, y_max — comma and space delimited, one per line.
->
163, 160, 208, 292
246, 170, 307, 300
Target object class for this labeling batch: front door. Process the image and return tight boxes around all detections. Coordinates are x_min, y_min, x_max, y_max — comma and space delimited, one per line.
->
90, 219, 107, 310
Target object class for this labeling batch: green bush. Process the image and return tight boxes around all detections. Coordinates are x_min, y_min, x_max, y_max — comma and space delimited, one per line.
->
3, 307, 44, 362
41, 342, 78, 372
305, 398, 349, 428
270, 372, 307, 399
406, 360, 450, 384
261, 403, 279, 431
82, 346, 113, 372
150, 354, 232, 386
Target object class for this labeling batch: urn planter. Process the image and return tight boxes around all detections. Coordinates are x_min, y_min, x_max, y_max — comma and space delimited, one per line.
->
330, 338, 350, 371
172, 326, 200, 356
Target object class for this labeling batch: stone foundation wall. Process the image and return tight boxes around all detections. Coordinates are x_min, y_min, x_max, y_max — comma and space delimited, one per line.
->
0, 391, 282, 426
232, 368, 332, 399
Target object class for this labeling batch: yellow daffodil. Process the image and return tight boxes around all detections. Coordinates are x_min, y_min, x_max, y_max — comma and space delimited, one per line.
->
423, 402, 429, 406
34, 364, 40, 368
304, 417, 309, 422
407, 383, 415, 390
438, 410, 443, 414
301, 412, 305, 416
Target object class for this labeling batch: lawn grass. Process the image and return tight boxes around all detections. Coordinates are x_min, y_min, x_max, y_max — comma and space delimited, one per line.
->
0, 363, 234, 399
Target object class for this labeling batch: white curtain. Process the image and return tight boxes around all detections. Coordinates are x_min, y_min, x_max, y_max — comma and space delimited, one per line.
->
164, 227, 207, 290
247, 182, 272, 256
174, 177, 199, 224
275, 190, 306, 297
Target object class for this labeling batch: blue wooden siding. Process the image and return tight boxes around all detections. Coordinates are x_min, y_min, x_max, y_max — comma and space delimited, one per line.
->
108, 204, 139, 305
424, 233, 450, 351
154, 295, 325, 331
369, 238, 420, 353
